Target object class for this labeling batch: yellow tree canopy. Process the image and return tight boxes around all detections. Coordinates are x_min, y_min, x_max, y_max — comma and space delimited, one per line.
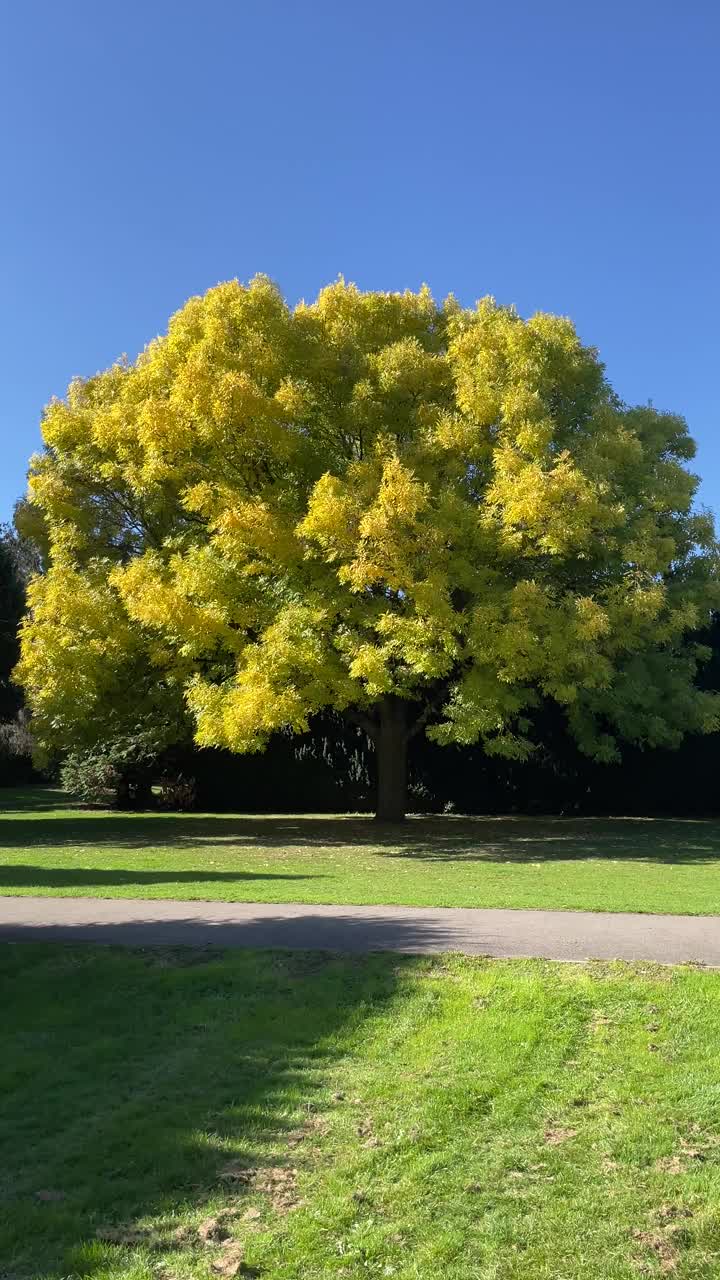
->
17, 277, 720, 817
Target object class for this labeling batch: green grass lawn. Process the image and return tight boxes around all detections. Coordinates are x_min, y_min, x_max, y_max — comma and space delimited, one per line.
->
2, 943, 720, 1279
2, 786, 720, 915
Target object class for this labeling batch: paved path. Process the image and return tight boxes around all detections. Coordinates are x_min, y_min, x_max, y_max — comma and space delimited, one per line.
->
0, 896, 719, 965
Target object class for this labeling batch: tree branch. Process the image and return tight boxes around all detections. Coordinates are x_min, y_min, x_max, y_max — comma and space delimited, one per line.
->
407, 703, 436, 740
343, 707, 379, 740
407, 685, 452, 740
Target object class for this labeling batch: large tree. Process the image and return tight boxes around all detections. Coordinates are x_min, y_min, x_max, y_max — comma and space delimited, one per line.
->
17, 278, 720, 818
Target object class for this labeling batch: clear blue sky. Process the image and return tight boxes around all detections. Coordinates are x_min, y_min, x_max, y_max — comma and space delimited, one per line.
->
1, 0, 718, 524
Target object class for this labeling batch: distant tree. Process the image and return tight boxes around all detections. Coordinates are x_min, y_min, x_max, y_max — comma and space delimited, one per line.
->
0, 527, 26, 723
16, 277, 720, 819
0, 523, 37, 781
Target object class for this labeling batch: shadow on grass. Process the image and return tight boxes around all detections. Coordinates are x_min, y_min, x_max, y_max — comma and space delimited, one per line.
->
0, 865, 321, 890
0, 917, 436, 1279
2, 798, 720, 865
0, 908, 459, 953
0, 786, 76, 812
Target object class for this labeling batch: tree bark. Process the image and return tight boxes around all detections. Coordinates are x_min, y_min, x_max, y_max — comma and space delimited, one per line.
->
375, 696, 408, 822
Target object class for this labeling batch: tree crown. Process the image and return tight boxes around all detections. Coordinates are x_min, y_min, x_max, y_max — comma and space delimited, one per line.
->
17, 277, 720, 763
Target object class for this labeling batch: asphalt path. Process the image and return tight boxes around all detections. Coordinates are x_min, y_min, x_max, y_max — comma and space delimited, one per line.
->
0, 896, 718, 965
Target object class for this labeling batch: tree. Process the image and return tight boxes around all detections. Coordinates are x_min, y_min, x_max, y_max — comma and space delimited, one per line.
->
0, 522, 37, 782
17, 277, 720, 819
0, 527, 26, 724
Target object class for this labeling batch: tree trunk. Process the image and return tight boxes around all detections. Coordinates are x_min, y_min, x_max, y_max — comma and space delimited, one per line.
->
375, 696, 408, 822
115, 776, 131, 809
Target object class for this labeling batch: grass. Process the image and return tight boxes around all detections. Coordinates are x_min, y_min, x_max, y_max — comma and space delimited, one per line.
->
2, 943, 720, 1279
2, 786, 720, 915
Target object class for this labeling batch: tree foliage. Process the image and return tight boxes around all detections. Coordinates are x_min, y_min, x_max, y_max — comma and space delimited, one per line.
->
0, 523, 38, 782
16, 277, 720, 817
59, 728, 165, 808
0, 526, 28, 723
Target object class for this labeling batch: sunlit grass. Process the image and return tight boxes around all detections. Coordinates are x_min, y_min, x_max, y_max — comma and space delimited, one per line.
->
2, 787, 720, 915
3, 944, 720, 1278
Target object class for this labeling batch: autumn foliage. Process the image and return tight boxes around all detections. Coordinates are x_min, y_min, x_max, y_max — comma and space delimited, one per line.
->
17, 278, 720, 817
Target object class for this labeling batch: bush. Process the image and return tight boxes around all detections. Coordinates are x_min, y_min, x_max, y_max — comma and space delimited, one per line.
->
0, 712, 38, 785
60, 730, 162, 807
157, 772, 198, 811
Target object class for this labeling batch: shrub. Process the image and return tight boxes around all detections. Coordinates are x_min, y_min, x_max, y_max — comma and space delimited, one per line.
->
157, 772, 198, 811
60, 729, 162, 807
0, 712, 37, 785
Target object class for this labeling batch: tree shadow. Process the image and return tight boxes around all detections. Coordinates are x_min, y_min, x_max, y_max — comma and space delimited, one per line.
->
0, 917, 442, 1279
0, 865, 321, 890
0, 907, 461, 952
393, 819, 720, 866
1, 801, 720, 865
0, 786, 74, 812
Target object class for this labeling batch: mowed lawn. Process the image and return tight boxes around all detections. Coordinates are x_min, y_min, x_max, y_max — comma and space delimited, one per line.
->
3, 945, 720, 1280
2, 787, 720, 915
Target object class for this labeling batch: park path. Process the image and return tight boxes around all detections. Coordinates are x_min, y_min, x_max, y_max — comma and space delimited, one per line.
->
0, 895, 719, 965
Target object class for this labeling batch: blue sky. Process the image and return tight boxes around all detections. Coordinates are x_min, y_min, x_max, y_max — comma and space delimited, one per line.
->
1, 0, 718, 525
